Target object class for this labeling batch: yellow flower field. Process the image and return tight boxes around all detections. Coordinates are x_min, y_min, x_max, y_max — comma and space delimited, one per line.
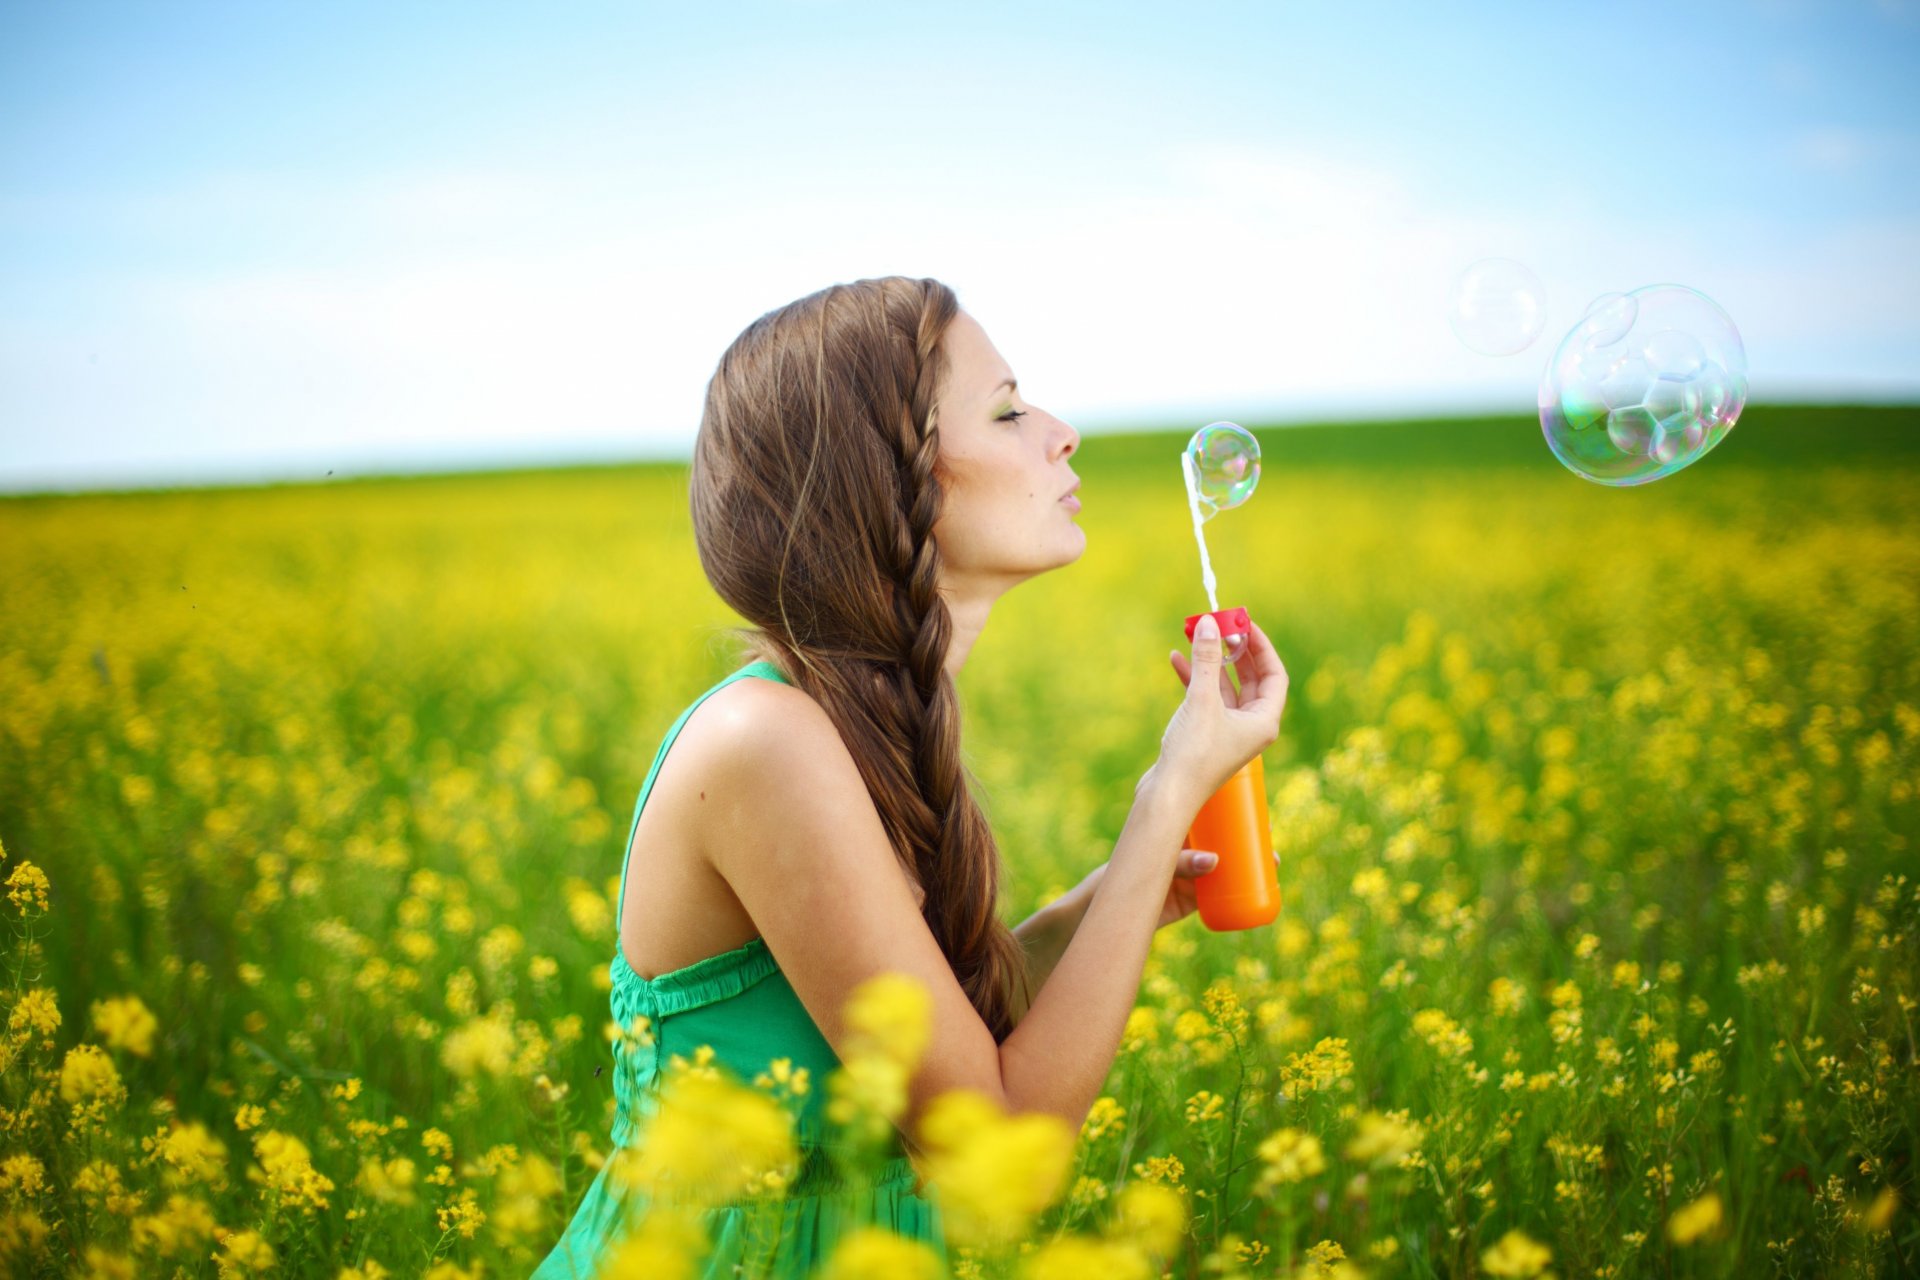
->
0, 406, 1914, 1277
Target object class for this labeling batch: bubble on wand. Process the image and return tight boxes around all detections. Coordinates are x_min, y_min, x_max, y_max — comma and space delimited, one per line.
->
1180, 422, 1261, 662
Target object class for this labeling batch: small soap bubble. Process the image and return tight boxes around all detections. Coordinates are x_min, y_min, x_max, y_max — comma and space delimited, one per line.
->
1537, 283, 1747, 486
1575, 292, 1637, 347
1184, 422, 1261, 520
1446, 257, 1547, 356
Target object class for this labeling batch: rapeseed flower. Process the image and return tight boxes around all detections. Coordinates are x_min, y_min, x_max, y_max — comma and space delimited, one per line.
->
1255, 1128, 1325, 1189
1105, 1179, 1186, 1257
89, 995, 157, 1057
1017, 1235, 1152, 1280
609, 1065, 796, 1203
1344, 1110, 1424, 1168
914, 1088, 1075, 1250
1666, 1190, 1724, 1244
248, 1130, 335, 1212
1481, 1227, 1553, 1277
817, 1226, 947, 1280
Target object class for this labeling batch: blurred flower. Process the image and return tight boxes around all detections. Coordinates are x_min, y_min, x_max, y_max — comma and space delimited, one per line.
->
914, 1088, 1075, 1250
90, 995, 157, 1057
1666, 1190, 1724, 1245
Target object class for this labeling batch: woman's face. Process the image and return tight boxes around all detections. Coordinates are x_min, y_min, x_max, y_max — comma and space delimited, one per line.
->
931, 310, 1084, 596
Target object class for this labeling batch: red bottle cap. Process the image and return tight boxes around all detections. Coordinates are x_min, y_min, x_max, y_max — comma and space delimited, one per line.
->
1184, 607, 1251, 644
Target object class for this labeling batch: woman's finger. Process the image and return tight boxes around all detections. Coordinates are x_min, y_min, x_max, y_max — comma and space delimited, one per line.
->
1174, 849, 1219, 877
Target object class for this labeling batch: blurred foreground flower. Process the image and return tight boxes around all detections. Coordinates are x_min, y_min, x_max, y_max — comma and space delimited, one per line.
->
827, 972, 933, 1149
608, 1063, 798, 1204
914, 1088, 1075, 1251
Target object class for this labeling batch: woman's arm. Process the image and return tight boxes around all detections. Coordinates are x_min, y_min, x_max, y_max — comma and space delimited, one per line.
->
1007, 835, 1227, 1023
1007, 883, 1092, 1024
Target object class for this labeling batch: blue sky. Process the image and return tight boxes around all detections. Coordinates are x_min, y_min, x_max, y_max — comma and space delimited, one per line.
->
3, 0, 1917, 491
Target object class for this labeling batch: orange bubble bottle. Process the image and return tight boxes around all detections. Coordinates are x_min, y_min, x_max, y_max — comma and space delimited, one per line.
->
1182, 606, 1281, 931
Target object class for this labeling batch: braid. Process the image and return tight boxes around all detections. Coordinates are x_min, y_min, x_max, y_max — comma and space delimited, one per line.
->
886, 290, 1034, 1034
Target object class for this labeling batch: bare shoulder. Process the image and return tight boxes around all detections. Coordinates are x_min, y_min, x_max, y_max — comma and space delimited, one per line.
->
679, 673, 847, 790
673, 676, 860, 834
678, 673, 925, 907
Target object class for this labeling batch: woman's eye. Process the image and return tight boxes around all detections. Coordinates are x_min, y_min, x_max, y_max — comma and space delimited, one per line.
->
998, 409, 1028, 423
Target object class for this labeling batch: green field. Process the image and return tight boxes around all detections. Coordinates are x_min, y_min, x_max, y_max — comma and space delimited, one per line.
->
1, 405, 1915, 1277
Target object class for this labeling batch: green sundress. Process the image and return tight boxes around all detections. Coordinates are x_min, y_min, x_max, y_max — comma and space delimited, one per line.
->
534, 660, 948, 1279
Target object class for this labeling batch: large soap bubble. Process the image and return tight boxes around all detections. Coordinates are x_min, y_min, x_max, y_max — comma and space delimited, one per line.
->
1537, 284, 1747, 486
1447, 258, 1547, 356
1183, 421, 1261, 520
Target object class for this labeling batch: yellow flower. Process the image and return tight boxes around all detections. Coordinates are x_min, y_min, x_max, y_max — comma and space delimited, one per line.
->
1017, 1235, 1152, 1280
440, 1013, 516, 1078
130, 1195, 217, 1257
82, 1245, 137, 1279
0, 1155, 48, 1198
90, 995, 158, 1057
355, 1157, 418, 1206
915, 1088, 1075, 1250
599, 1204, 711, 1280
1105, 1180, 1186, 1257
827, 1051, 910, 1142
249, 1131, 335, 1212
1282, 1037, 1354, 1093
1666, 1190, 1724, 1245
5, 862, 50, 914
818, 1226, 946, 1280
1184, 1090, 1225, 1124
1080, 1096, 1127, 1143
59, 1044, 125, 1106
1344, 1111, 1424, 1168
843, 972, 933, 1070
1481, 1227, 1552, 1277
1256, 1128, 1325, 1187
610, 1066, 796, 1204
1305, 1239, 1348, 1272
213, 1227, 277, 1277
491, 1154, 564, 1244
1410, 1009, 1473, 1060
1862, 1186, 1897, 1233
8, 988, 60, 1038
1132, 1154, 1184, 1186
153, 1122, 229, 1188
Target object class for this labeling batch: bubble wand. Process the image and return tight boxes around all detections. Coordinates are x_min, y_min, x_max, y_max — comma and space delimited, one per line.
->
1179, 423, 1281, 932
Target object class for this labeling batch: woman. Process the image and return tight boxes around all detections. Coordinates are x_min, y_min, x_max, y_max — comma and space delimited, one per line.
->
535, 275, 1287, 1277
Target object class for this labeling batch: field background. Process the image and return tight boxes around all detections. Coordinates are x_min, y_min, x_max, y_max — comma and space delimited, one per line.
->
1, 406, 1916, 1277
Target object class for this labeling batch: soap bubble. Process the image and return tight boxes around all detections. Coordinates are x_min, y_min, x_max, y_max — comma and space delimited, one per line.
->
1183, 422, 1261, 520
1538, 284, 1747, 486
1447, 258, 1547, 356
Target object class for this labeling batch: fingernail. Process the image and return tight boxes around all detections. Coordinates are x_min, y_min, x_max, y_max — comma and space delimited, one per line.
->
1193, 852, 1218, 870
1196, 615, 1218, 638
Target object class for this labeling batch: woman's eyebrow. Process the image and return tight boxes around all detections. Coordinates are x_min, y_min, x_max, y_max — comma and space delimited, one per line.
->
987, 377, 1017, 397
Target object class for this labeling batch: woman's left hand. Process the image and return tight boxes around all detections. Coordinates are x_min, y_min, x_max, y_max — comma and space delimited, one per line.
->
1077, 848, 1269, 931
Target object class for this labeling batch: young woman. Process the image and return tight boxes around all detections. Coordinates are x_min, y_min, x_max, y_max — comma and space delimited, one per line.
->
535, 275, 1287, 1277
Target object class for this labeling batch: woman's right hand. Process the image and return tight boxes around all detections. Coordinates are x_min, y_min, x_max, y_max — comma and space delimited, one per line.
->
1151, 614, 1289, 813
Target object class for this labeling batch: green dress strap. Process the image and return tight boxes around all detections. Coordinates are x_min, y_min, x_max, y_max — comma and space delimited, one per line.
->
613, 658, 791, 947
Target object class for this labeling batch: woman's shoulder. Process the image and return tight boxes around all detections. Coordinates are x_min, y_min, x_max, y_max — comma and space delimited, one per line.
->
675, 669, 846, 785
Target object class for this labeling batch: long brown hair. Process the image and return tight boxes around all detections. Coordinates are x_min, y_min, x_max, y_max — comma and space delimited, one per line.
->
688, 275, 1032, 1044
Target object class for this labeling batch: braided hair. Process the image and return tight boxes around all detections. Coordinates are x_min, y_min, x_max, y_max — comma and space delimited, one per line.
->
688, 276, 1034, 1043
